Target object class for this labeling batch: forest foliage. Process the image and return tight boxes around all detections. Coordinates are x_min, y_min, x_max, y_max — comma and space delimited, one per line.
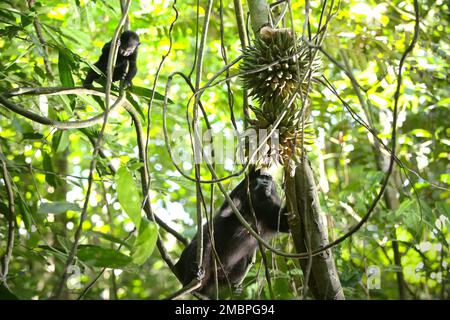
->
0, 0, 448, 299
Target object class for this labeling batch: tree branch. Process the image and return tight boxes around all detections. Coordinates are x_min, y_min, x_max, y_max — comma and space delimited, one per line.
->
0, 146, 16, 286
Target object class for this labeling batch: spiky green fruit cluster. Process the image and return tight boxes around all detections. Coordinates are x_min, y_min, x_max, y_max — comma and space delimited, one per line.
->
240, 28, 321, 163
240, 29, 321, 115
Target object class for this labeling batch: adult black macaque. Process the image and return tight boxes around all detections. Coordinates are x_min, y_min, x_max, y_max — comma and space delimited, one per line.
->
174, 169, 289, 298
83, 30, 139, 88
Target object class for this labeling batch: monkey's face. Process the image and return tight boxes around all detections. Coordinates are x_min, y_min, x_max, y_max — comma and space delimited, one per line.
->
119, 42, 138, 57
118, 31, 140, 57
252, 175, 274, 200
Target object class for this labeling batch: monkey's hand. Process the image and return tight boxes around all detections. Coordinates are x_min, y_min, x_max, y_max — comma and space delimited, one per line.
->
83, 81, 94, 89
233, 284, 243, 295
193, 265, 205, 281
121, 74, 133, 89
124, 80, 132, 88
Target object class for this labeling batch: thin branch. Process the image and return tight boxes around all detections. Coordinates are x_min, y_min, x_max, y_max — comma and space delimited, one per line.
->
27, 0, 53, 78
0, 88, 128, 129
191, 0, 214, 290
232, 0, 250, 125
53, 1, 132, 298
143, 0, 179, 219
0, 146, 15, 285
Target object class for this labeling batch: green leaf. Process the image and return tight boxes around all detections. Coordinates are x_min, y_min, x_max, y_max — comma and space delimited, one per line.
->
34, 64, 46, 79
12, 117, 33, 135
0, 284, 18, 300
17, 196, 32, 231
128, 162, 144, 171
435, 202, 449, 218
129, 85, 172, 103
409, 129, 432, 138
396, 199, 433, 239
58, 48, 75, 87
52, 130, 71, 153
77, 245, 131, 268
125, 92, 145, 120
37, 201, 80, 214
43, 152, 57, 188
132, 218, 158, 265
22, 132, 44, 140
87, 231, 133, 250
115, 167, 142, 227
56, 92, 73, 112
0, 202, 7, 213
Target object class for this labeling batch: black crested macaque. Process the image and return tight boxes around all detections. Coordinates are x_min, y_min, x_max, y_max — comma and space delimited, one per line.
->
174, 169, 289, 298
83, 30, 139, 88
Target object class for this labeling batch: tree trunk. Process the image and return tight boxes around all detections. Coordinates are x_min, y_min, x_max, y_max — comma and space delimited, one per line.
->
285, 159, 345, 299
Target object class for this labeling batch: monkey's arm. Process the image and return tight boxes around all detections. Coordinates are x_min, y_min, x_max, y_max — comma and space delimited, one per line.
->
265, 204, 290, 233
83, 43, 110, 87
83, 69, 100, 88
174, 240, 197, 285
277, 206, 290, 232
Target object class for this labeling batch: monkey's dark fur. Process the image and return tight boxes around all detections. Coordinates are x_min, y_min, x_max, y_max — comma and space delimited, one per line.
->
174, 170, 289, 298
83, 30, 139, 88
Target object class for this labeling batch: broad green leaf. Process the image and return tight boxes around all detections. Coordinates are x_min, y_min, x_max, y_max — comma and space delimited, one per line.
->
22, 132, 44, 140
435, 202, 449, 218
128, 162, 144, 171
132, 218, 158, 265
77, 245, 131, 268
56, 92, 73, 112
437, 97, 450, 107
129, 85, 172, 103
87, 231, 133, 250
52, 130, 71, 153
43, 151, 57, 188
115, 167, 142, 227
20, 14, 33, 28
11, 117, 32, 134
409, 129, 432, 138
58, 48, 74, 87
396, 199, 433, 240
77, 93, 105, 110
37, 201, 80, 214
125, 92, 145, 120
